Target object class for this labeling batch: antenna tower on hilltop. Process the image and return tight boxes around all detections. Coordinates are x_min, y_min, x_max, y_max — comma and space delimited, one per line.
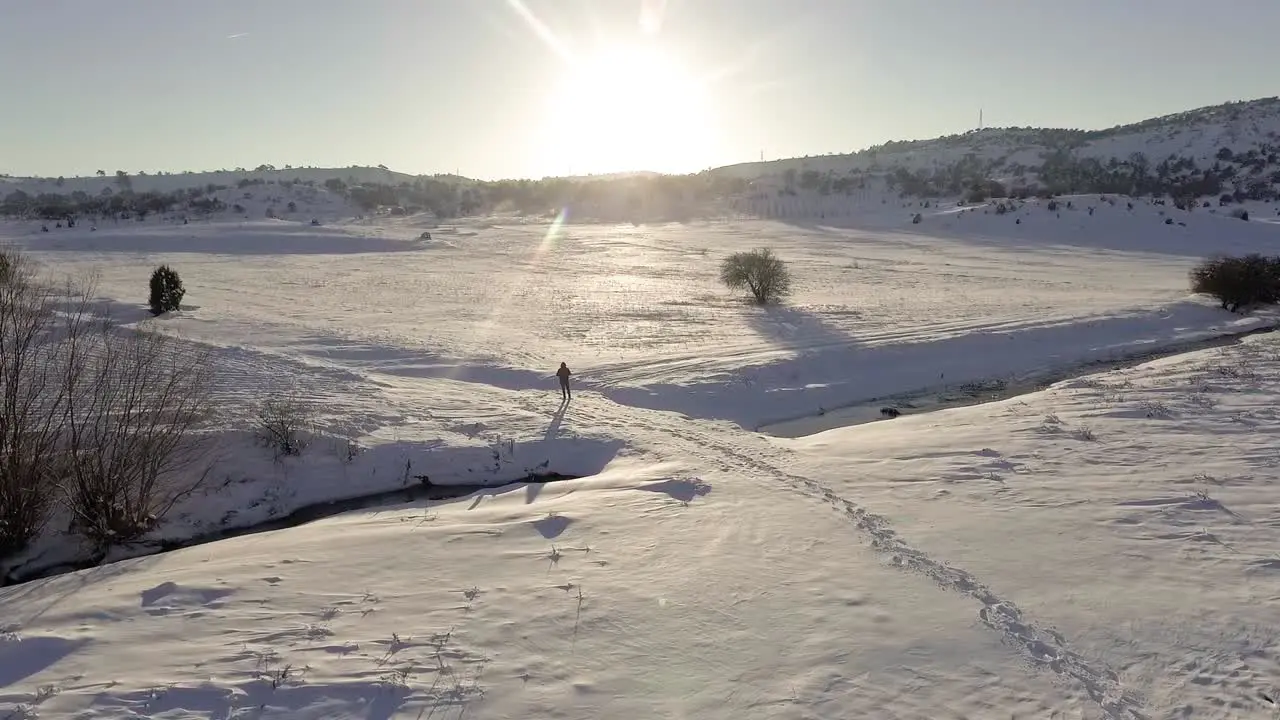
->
979, 109, 984, 131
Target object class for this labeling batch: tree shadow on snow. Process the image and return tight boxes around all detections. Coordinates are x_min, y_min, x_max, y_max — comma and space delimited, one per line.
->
140, 581, 236, 609
98, 679, 421, 720
741, 301, 860, 356
599, 297, 1260, 430
0, 635, 91, 689
1, 556, 160, 621
532, 513, 573, 538
294, 335, 552, 393
637, 478, 712, 504
49, 294, 155, 327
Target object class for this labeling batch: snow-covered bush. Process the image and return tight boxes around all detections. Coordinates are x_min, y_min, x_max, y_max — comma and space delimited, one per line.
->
1190, 254, 1280, 312
148, 264, 184, 315
720, 248, 792, 305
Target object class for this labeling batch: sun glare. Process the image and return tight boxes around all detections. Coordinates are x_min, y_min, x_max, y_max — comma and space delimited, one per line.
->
540, 44, 715, 177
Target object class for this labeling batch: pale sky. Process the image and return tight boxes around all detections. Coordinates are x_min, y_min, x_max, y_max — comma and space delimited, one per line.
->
2, 0, 1278, 180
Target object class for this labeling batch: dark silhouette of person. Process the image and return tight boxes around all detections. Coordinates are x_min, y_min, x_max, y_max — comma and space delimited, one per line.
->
556, 362, 572, 401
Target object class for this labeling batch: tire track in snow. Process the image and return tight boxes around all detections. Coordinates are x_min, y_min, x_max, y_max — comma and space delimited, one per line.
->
559, 394, 1148, 719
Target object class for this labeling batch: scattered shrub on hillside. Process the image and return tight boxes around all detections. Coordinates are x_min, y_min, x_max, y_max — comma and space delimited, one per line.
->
256, 396, 313, 458
148, 265, 185, 315
1046, 200, 1059, 212
720, 248, 792, 305
1189, 254, 1280, 312
1232, 208, 1250, 221
287, 201, 297, 213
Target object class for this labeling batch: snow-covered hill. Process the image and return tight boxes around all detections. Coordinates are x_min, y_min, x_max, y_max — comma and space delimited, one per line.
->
6, 97, 1280, 225
716, 97, 1280, 177
714, 97, 1280, 205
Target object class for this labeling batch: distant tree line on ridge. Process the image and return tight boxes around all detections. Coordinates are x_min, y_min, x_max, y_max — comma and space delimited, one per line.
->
0, 171, 755, 224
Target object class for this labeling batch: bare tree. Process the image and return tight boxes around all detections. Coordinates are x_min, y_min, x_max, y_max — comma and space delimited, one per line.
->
256, 395, 313, 459
0, 249, 218, 559
0, 250, 69, 558
61, 323, 215, 549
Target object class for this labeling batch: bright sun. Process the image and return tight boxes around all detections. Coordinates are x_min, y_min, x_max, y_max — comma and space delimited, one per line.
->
540, 44, 714, 177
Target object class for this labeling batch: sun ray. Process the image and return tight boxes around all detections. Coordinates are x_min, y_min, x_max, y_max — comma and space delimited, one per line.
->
448, 208, 570, 377
505, 0, 575, 64
537, 207, 569, 257
639, 0, 668, 35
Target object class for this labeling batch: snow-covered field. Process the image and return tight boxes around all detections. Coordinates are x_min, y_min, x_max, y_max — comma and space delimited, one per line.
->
11, 196, 1280, 435
3, 196, 1280, 719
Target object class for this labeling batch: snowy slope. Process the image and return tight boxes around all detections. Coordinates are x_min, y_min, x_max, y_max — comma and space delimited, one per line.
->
0, 454, 1080, 719
3, 169, 1280, 718
3, 301, 1279, 719
783, 332, 1280, 718
713, 97, 1280, 180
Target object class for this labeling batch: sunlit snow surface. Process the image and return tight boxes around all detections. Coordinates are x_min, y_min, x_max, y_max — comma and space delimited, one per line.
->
3, 198, 1280, 719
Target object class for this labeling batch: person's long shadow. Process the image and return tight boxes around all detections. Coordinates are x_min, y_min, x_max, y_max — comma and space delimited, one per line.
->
543, 398, 569, 442
527, 399, 571, 505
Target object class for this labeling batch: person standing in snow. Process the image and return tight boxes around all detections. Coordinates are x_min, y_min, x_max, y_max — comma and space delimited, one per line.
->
556, 362, 572, 402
